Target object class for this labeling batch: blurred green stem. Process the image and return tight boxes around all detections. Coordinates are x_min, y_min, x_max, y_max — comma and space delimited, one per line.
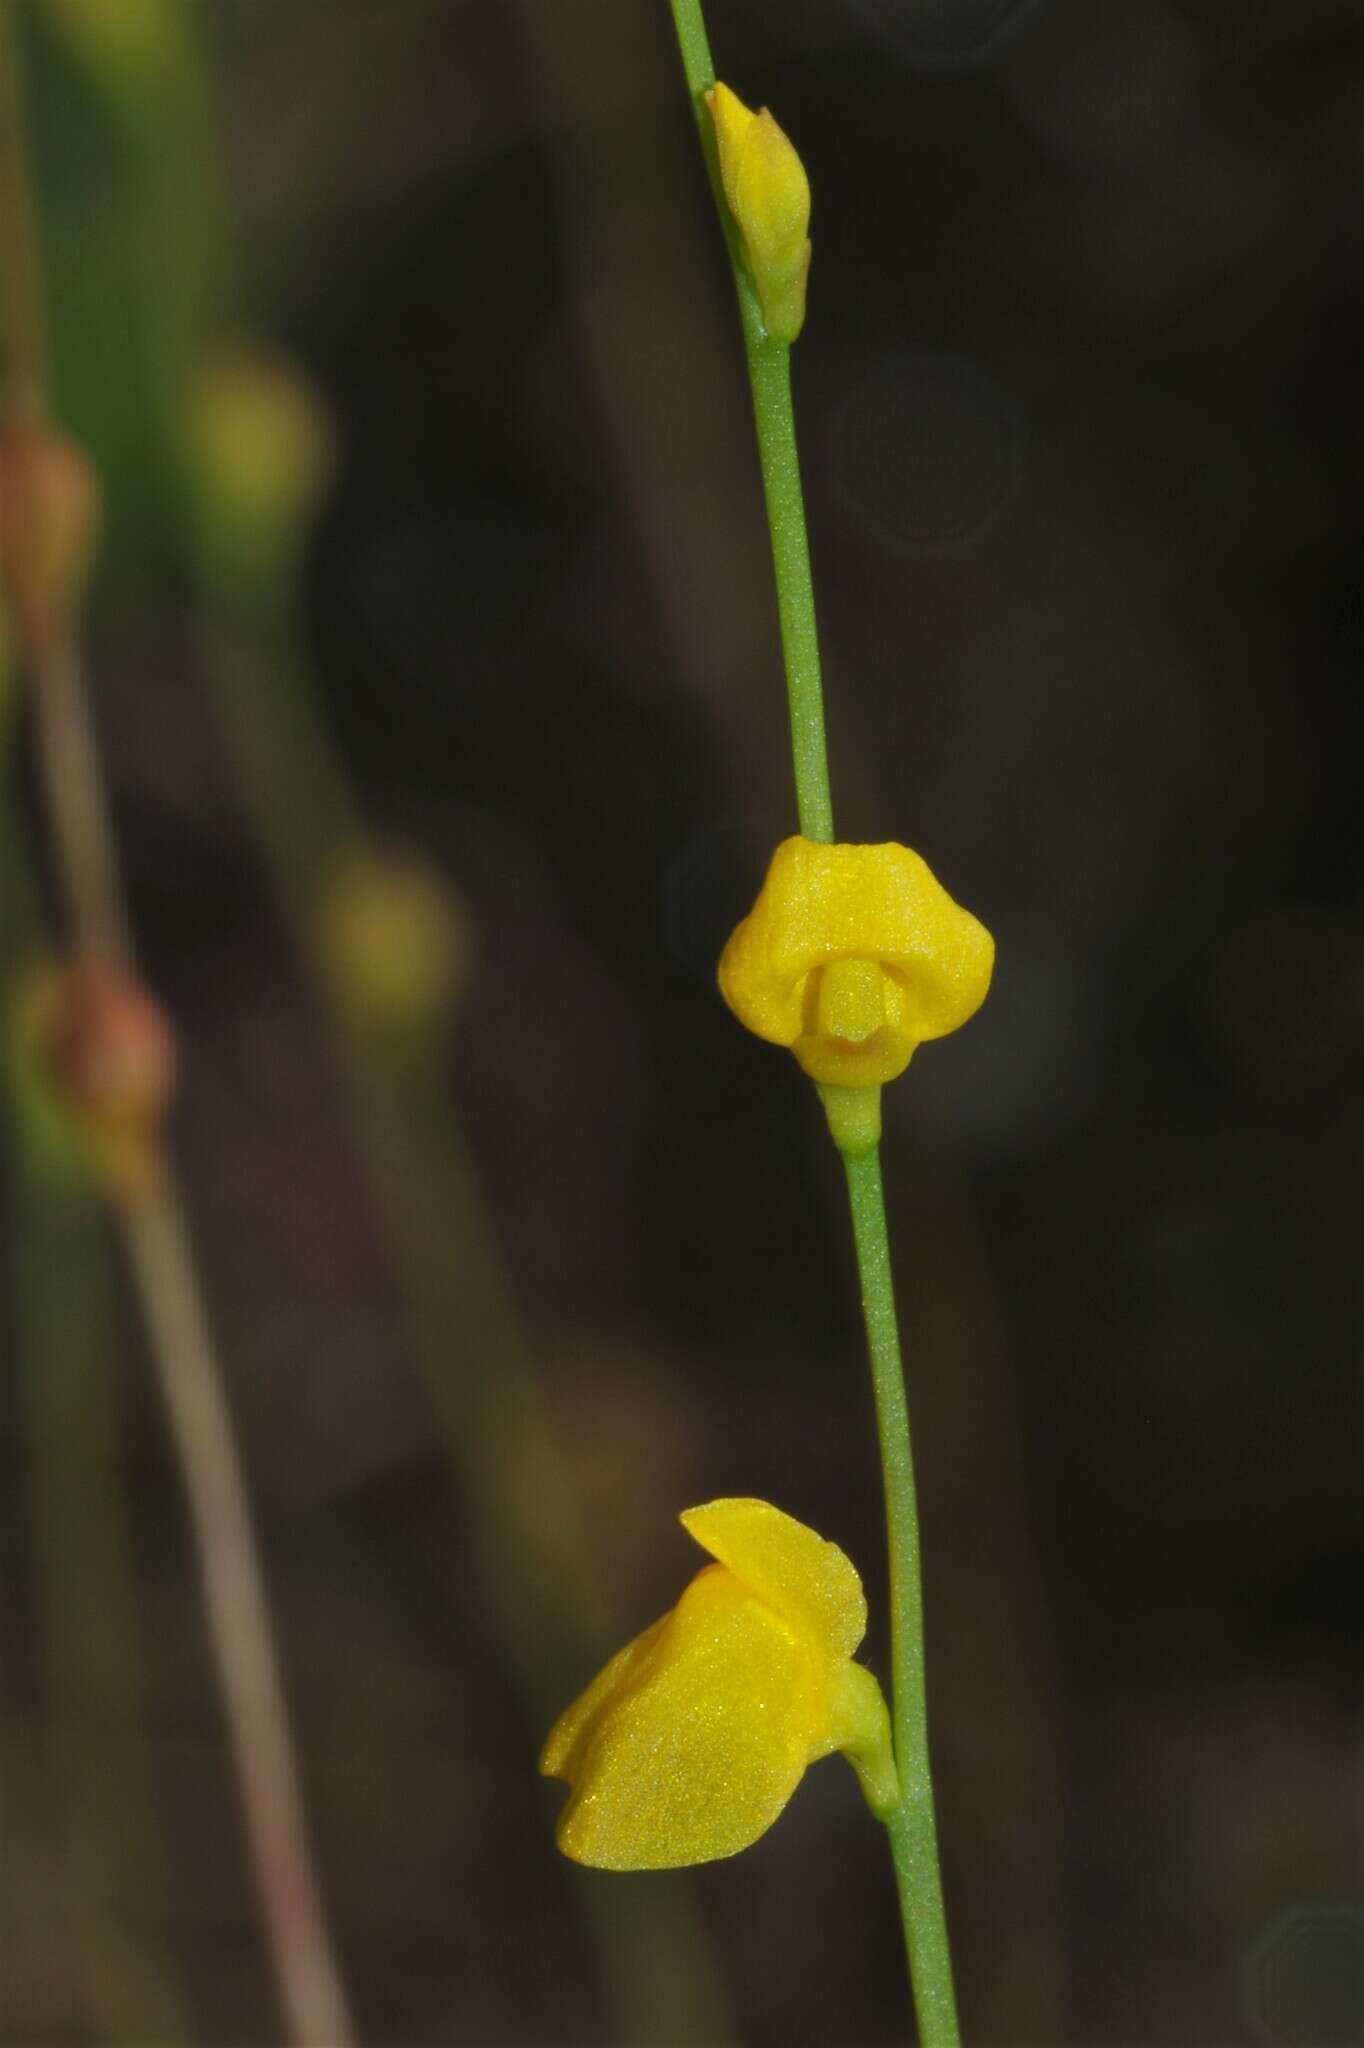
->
0, 14, 356, 2041
2, 717, 191, 2045
196, 594, 736, 2047
59, 0, 735, 2025
666, 0, 959, 2036
30, 0, 231, 570
17, 1182, 194, 2044
0, 0, 42, 419
115, 1189, 357, 2048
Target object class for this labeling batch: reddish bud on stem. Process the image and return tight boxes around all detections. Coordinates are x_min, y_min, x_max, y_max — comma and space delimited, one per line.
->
14, 960, 178, 1197
0, 427, 100, 630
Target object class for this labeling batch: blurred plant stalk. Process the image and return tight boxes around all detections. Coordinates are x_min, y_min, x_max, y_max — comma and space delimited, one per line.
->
189, 348, 737, 2048
38, 0, 738, 2033
0, 10, 356, 2044
1, 673, 191, 2042
54, 0, 738, 2030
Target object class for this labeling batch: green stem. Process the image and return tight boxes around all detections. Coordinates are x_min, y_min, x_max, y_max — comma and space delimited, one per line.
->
667, 0, 716, 102
744, 338, 833, 841
665, 0, 958, 2035
665, 0, 833, 842
844, 1147, 959, 2045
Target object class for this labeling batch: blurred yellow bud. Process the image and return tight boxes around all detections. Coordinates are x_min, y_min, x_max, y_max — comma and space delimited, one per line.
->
39, 0, 194, 116
189, 351, 335, 588
540, 1497, 897, 1870
0, 429, 101, 630
319, 853, 468, 1036
10, 960, 178, 1200
706, 82, 812, 343
719, 837, 994, 1091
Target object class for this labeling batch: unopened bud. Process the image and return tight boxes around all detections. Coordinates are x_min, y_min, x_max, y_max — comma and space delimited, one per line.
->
11, 961, 178, 1198
38, 0, 191, 115
707, 82, 812, 344
319, 854, 468, 1037
0, 429, 101, 629
189, 351, 335, 590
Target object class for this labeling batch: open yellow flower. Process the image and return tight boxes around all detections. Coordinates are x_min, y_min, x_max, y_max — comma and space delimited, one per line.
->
718, 836, 994, 1090
540, 1498, 896, 1870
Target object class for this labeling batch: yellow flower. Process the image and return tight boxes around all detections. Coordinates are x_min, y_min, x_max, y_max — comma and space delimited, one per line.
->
718, 836, 994, 1090
706, 82, 812, 344
540, 1498, 897, 1870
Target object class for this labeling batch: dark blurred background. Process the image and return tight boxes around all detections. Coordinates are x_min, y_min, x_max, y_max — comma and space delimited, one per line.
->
2, 0, 1362, 2042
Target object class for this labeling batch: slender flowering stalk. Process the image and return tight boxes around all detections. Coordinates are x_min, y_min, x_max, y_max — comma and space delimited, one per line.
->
0, 12, 355, 2042
666, 3, 832, 843
664, 2, 968, 2037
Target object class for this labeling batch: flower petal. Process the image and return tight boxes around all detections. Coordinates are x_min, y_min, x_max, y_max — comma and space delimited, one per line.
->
680, 1498, 866, 1662
705, 82, 756, 222
717, 836, 994, 1058
731, 110, 810, 274
546, 1564, 826, 1870
539, 1614, 668, 1784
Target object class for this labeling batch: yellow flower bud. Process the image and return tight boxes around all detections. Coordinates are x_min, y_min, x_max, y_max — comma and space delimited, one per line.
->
706, 82, 812, 344
189, 351, 335, 588
318, 852, 469, 1036
718, 837, 994, 1089
540, 1498, 897, 1870
39, 0, 193, 116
